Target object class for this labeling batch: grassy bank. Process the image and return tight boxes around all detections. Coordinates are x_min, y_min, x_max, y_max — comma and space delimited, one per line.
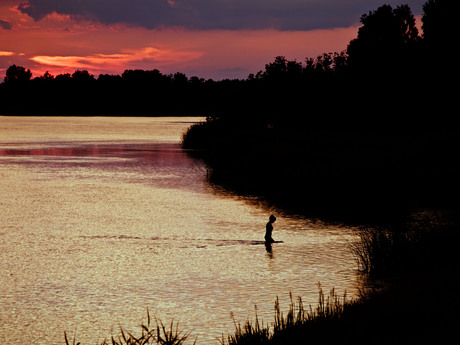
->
180, 118, 460, 344
182, 120, 459, 223
224, 279, 460, 345
219, 209, 460, 345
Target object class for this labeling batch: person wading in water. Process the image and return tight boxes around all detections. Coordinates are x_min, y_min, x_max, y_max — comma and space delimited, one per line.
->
265, 215, 276, 243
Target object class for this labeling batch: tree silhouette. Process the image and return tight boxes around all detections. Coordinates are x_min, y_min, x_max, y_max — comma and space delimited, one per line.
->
36, 71, 54, 80
419, 0, 458, 125
55, 73, 72, 81
4, 65, 32, 83
346, 4, 419, 74
422, 0, 460, 46
263, 56, 289, 81
71, 70, 95, 81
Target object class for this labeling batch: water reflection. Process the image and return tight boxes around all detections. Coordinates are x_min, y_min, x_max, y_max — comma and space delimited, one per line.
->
265, 242, 274, 257
0, 143, 182, 159
0, 143, 190, 167
0, 117, 360, 345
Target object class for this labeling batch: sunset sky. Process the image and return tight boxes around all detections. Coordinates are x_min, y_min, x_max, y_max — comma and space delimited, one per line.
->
1, 0, 426, 80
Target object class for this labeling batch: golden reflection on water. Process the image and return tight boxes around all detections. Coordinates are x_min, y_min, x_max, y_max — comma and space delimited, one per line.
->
0, 117, 360, 345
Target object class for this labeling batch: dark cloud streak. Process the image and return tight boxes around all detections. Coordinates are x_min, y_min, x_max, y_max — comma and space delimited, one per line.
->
17, 0, 425, 30
0, 19, 12, 30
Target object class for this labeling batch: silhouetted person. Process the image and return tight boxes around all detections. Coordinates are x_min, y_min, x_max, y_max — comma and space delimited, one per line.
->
265, 215, 276, 243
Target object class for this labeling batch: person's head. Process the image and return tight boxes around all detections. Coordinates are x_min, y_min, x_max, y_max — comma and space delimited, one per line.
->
269, 215, 276, 223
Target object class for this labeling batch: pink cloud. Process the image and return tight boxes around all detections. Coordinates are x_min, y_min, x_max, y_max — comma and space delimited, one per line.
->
1, 0, 359, 79
30, 46, 204, 75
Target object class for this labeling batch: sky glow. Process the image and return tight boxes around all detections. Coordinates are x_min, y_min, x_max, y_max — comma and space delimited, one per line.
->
0, 0, 425, 80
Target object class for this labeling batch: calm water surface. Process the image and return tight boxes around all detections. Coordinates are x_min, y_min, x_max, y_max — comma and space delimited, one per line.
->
0, 116, 360, 344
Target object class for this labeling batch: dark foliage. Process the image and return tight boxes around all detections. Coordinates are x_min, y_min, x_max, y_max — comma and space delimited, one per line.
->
4, 64, 32, 83
181, 0, 459, 223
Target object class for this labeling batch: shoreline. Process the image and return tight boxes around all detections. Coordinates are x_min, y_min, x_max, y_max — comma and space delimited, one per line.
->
180, 119, 460, 344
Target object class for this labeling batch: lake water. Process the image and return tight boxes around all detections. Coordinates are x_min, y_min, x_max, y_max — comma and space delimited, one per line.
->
0, 116, 360, 344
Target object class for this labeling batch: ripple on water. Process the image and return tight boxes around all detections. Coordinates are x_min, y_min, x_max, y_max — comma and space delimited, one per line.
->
0, 117, 360, 345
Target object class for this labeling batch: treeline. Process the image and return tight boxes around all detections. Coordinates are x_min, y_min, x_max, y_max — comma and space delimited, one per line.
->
0, 0, 458, 131
0, 67, 219, 116
178, 0, 459, 221
225, 0, 457, 132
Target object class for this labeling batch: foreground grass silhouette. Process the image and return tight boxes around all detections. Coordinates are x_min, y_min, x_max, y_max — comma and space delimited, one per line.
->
64, 288, 350, 345
65, 274, 460, 345
65, 311, 194, 345
223, 288, 349, 345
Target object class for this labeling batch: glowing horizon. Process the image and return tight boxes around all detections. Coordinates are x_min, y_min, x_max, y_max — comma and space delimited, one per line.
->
0, 0, 424, 80
1, 25, 360, 80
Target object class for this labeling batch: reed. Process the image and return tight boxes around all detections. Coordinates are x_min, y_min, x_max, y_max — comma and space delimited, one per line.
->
223, 287, 349, 345
350, 226, 401, 275
350, 212, 460, 278
65, 309, 195, 345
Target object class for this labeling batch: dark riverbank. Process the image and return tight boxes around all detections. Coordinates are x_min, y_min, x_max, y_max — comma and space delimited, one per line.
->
181, 121, 460, 345
177, 0, 459, 223
183, 121, 459, 224
223, 261, 460, 345
178, 1, 460, 342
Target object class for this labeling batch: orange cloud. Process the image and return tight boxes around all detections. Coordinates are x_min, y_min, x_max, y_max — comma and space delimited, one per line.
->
30, 46, 204, 75
1, 0, 359, 79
